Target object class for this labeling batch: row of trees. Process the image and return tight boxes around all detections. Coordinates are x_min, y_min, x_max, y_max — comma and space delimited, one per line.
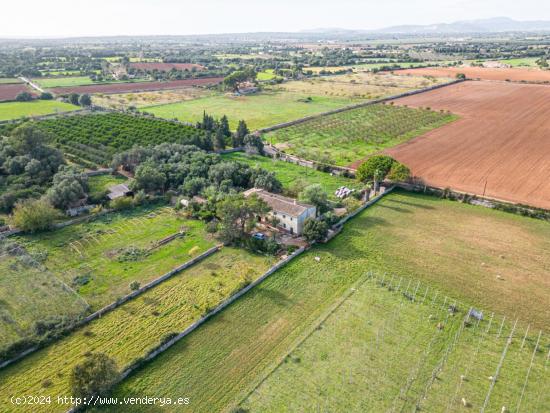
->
195, 111, 262, 153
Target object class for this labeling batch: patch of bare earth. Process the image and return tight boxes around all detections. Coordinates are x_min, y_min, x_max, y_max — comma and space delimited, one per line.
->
383, 81, 550, 209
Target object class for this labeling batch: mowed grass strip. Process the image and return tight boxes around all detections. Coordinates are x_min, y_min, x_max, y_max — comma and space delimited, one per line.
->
98, 191, 550, 413
267, 103, 457, 166
0, 248, 274, 413
220, 152, 361, 197
0, 101, 79, 121
242, 278, 549, 412
17, 206, 214, 310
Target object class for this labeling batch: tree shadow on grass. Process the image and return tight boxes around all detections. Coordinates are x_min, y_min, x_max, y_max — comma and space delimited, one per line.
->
385, 197, 435, 210
253, 287, 295, 308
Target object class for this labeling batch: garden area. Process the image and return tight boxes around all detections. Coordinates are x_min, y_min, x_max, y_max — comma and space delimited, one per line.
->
221, 152, 361, 198
15, 204, 215, 310
266, 103, 457, 166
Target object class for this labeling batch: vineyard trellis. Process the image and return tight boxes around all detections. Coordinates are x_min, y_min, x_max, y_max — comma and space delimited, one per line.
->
240, 270, 550, 413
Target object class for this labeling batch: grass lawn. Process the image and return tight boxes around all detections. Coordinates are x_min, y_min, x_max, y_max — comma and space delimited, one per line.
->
144, 90, 358, 131
87, 174, 128, 199
97, 190, 550, 413
267, 103, 457, 166
0, 100, 79, 121
242, 276, 548, 412
0, 247, 89, 352
16, 205, 214, 310
0, 247, 275, 413
221, 152, 361, 197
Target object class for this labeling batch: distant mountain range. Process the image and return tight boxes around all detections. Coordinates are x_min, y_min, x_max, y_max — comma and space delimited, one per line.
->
305, 17, 550, 35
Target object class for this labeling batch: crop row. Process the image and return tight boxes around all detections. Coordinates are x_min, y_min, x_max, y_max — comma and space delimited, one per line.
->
37, 113, 206, 165
266, 103, 456, 165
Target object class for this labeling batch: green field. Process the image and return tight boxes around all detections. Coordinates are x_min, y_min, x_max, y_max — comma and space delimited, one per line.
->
98, 191, 550, 412
0, 247, 274, 412
34, 76, 149, 89
34, 76, 98, 88
242, 276, 549, 412
267, 103, 457, 166
0, 244, 89, 352
499, 57, 541, 67
16, 205, 214, 310
257, 69, 278, 81
87, 174, 128, 199
145, 90, 358, 131
221, 152, 361, 197
0, 78, 21, 84
0, 101, 79, 121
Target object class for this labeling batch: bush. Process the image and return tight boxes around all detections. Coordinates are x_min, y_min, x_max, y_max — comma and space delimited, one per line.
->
356, 155, 395, 183
129, 281, 141, 291
39, 92, 53, 100
387, 162, 411, 182
109, 196, 134, 211
70, 353, 119, 400
10, 198, 61, 232
15, 92, 33, 102
302, 219, 329, 243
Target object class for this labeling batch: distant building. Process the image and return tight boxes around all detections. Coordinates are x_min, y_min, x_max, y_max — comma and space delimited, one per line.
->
107, 183, 133, 200
244, 188, 316, 235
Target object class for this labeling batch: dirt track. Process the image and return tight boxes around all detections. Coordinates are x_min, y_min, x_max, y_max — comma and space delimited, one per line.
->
384, 81, 550, 209
396, 66, 550, 83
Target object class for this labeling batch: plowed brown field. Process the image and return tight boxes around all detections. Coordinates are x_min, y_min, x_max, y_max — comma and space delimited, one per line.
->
384, 81, 550, 209
396, 66, 550, 83
0, 83, 33, 102
50, 77, 223, 95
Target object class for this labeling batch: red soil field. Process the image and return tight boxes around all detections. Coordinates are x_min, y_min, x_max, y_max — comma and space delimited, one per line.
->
383, 81, 550, 209
0, 83, 34, 102
50, 77, 223, 95
129, 62, 205, 72
395, 66, 550, 83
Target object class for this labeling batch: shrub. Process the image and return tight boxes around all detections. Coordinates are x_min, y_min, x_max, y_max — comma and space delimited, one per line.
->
356, 155, 395, 183
15, 92, 33, 102
109, 196, 134, 211
387, 162, 411, 182
10, 198, 61, 232
302, 219, 329, 243
39, 92, 53, 100
70, 353, 119, 400
129, 281, 141, 291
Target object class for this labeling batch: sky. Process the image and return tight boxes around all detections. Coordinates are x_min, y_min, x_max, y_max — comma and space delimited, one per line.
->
2, 0, 550, 38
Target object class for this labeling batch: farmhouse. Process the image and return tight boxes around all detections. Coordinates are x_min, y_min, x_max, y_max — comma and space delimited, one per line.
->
107, 183, 133, 200
244, 188, 316, 235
